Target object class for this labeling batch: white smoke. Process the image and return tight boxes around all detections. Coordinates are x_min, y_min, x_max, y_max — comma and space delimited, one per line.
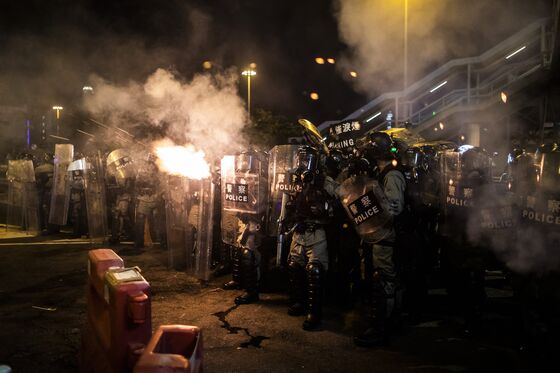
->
82, 67, 248, 162
333, 0, 548, 97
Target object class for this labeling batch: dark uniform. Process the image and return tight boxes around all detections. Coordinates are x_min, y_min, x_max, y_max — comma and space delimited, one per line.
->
286, 146, 334, 331
222, 151, 268, 305
354, 132, 406, 347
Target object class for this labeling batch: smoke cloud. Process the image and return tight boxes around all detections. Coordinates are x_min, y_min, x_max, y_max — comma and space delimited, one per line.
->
333, 0, 549, 97
83, 68, 249, 162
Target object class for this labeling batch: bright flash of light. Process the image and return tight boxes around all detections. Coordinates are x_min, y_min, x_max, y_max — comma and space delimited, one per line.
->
154, 143, 210, 180
327, 58, 336, 64
439, 122, 444, 130
315, 57, 325, 64
501, 92, 508, 103
310, 92, 319, 100
350, 71, 358, 78
460, 135, 465, 141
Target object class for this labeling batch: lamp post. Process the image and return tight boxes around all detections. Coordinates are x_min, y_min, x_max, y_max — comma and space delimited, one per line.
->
242, 69, 256, 118
404, 0, 408, 90
52, 106, 63, 135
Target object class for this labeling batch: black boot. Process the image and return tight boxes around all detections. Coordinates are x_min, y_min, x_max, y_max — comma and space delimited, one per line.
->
134, 213, 146, 249
354, 271, 389, 347
223, 246, 242, 290
287, 259, 306, 316
302, 262, 324, 331
235, 249, 259, 305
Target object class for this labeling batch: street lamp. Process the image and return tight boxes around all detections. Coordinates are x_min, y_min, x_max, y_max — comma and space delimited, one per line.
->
52, 106, 63, 135
242, 68, 256, 118
404, 0, 408, 90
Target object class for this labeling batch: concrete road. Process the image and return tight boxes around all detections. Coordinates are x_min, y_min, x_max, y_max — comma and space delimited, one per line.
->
0, 234, 550, 372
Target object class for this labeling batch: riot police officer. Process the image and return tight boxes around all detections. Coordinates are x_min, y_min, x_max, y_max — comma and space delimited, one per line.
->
106, 149, 135, 243
221, 150, 269, 305
134, 153, 161, 249
69, 164, 88, 238
353, 132, 406, 347
286, 146, 335, 331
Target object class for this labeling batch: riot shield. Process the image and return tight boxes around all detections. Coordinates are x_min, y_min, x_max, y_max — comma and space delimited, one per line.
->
49, 144, 74, 225
220, 153, 269, 245
440, 147, 493, 237
165, 175, 215, 281
473, 182, 517, 255
6, 160, 39, 233
403, 141, 456, 210
267, 144, 299, 236
337, 174, 393, 244
193, 177, 215, 281
515, 151, 560, 272
165, 175, 192, 270
83, 154, 108, 243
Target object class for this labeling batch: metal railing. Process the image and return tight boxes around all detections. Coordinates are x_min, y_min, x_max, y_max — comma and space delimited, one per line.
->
319, 17, 553, 136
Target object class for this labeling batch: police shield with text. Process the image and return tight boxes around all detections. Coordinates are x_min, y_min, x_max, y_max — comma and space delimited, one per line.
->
67, 158, 89, 238
285, 145, 335, 331
511, 144, 560, 350
221, 150, 269, 305
267, 144, 300, 265
439, 145, 493, 331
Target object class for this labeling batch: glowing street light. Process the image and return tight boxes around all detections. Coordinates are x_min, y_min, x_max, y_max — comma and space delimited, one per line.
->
242, 68, 257, 117
52, 105, 63, 136
315, 57, 325, 64
327, 58, 335, 64
501, 91, 508, 103
310, 92, 319, 101
52, 106, 63, 119
349, 71, 358, 78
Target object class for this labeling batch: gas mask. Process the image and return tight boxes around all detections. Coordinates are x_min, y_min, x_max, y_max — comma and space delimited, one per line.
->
295, 146, 319, 183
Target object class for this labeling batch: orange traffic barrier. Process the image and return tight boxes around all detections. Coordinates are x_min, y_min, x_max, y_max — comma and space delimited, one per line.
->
134, 325, 203, 373
81, 249, 152, 373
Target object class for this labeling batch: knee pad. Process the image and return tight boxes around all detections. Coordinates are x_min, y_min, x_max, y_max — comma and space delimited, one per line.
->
306, 261, 324, 276
288, 258, 304, 271
241, 248, 256, 265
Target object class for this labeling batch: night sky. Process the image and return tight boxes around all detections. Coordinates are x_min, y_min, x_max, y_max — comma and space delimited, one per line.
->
0, 0, 552, 125
0, 0, 364, 124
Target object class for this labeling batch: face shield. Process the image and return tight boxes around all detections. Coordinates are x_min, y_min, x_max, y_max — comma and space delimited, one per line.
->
235, 153, 258, 173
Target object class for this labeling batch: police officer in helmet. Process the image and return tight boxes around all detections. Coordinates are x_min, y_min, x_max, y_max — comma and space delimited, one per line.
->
286, 145, 335, 331
354, 131, 406, 347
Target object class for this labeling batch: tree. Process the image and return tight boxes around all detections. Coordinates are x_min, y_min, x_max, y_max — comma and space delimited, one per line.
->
243, 108, 302, 149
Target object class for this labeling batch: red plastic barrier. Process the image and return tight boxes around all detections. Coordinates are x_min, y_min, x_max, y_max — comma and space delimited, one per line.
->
134, 325, 203, 373
81, 249, 152, 373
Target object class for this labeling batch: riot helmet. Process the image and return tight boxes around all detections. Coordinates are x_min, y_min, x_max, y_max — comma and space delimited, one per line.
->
364, 131, 398, 162
235, 150, 259, 173
295, 146, 320, 183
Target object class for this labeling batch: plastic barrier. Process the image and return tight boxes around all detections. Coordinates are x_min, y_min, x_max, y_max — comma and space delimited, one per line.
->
134, 325, 203, 373
81, 249, 152, 373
